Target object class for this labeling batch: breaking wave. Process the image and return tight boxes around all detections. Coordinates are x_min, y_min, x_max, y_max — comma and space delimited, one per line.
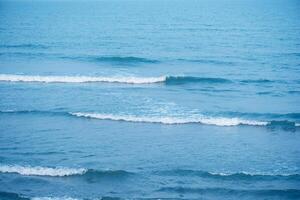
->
70, 112, 268, 126
0, 74, 291, 85
0, 165, 132, 178
0, 165, 87, 177
0, 74, 165, 84
1, 110, 299, 128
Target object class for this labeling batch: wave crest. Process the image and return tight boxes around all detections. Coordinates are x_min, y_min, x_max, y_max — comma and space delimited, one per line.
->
0, 165, 133, 178
0, 74, 166, 84
0, 165, 87, 176
70, 112, 268, 126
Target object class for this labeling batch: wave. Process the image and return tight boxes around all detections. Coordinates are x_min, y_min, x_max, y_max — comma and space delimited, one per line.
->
158, 187, 300, 198
1, 110, 299, 128
31, 197, 80, 200
0, 74, 294, 86
165, 76, 232, 84
89, 56, 159, 64
61, 55, 159, 65
0, 74, 233, 85
1, 110, 298, 128
0, 74, 166, 84
157, 169, 300, 181
0, 165, 87, 177
70, 112, 268, 126
0, 165, 132, 178
177, 58, 236, 66
0, 192, 80, 200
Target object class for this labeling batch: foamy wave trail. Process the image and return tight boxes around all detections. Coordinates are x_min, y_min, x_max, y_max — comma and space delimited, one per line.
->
158, 169, 300, 181
31, 197, 80, 200
0, 74, 166, 84
0, 165, 133, 178
0, 165, 87, 177
70, 112, 268, 126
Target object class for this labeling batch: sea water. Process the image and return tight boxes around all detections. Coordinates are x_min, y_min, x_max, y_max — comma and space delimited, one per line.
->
0, 0, 300, 199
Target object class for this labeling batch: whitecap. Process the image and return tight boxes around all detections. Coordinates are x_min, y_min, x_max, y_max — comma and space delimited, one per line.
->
70, 112, 268, 126
0, 165, 87, 176
0, 74, 166, 84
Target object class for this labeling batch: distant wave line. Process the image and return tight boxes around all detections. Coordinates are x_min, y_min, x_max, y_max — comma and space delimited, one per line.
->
0, 110, 298, 127
0, 74, 293, 85
157, 169, 300, 180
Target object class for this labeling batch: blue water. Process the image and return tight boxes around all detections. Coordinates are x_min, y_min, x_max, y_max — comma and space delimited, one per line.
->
1, 0, 300, 199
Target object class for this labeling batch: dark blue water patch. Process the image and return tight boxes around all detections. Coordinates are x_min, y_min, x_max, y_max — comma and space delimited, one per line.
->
157, 187, 300, 199
240, 79, 274, 84
165, 76, 232, 85
60, 55, 160, 65
80, 169, 134, 179
257, 91, 272, 95
177, 58, 236, 66
155, 169, 300, 181
288, 91, 300, 95
0, 44, 48, 49
267, 120, 298, 131
0, 191, 29, 200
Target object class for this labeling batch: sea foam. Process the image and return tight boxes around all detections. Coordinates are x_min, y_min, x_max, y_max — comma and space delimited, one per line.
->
0, 165, 87, 176
0, 74, 166, 84
31, 197, 80, 200
70, 112, 268, 126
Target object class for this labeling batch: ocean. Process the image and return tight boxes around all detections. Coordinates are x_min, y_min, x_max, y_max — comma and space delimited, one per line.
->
0, 0, 300, 199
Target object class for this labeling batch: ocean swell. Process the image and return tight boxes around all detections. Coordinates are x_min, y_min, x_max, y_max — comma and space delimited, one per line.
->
0, 165, 132, 178
157, 169, 300, 181
0, 74, 166, 84
70, 112, 268, 126
0, 110, 298, 128
0, 74, 291, 85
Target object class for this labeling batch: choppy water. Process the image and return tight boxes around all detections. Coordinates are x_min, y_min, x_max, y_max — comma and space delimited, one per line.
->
1, 0, 300, 199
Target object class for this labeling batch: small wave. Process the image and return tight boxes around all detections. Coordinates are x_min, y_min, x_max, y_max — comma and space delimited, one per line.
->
70, 112, 268, 126
60, 55, 159, 65
90, 56, 159, 64
157, 169, 300, 181
158, 187, 300, 198
0, 74, 166, 84
177, 58, 235, 66
0, 165, 132, 178
240, 79, 274, 83
165, 76, 232, 84
0, 165, 87, 177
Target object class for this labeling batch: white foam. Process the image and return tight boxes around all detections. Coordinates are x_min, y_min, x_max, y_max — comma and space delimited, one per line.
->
295, 123, 300, 127
31, 197, 80, 200
70, 112, 268, 126
0, 165, 87, 176
0, 74, 166, 84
